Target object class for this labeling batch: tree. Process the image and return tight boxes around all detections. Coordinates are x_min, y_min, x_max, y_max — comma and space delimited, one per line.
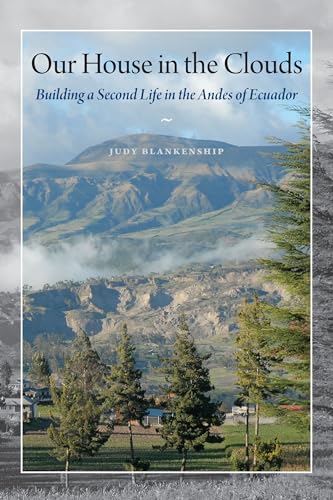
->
28, 351, 51, 387
69, 329, 107, 393
234, 114, 311, 471
259, 114, 311, 408
48, 330, 111, 484
160, 315, 223, 472
236, 295, 276, 469
104, 324, 148, 475
1, 361, 13, 390
262, 118, 310, 307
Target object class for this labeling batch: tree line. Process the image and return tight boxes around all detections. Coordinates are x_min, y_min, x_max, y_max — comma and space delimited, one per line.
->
45, 318, 223, 477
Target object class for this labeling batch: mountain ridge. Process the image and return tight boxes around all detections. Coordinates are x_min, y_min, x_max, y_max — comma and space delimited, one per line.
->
23, 133, 284, 248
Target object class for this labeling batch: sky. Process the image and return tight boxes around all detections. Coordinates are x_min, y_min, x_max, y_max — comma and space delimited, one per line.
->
0, 0, 332, 172
22, 30, 310, 165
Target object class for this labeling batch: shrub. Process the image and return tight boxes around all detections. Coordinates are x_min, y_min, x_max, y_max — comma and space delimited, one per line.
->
229, 448, 249, 471
254, 437, 283, 471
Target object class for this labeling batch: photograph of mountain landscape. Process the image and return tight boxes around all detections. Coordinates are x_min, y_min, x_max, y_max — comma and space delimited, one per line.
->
22, 30, 311, 473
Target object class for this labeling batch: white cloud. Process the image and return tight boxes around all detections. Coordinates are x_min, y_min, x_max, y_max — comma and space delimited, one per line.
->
0, 244, 20, 291
23, 234, 274, 289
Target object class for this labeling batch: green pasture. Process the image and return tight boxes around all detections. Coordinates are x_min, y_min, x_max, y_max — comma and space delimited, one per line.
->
23, 421, 310, 472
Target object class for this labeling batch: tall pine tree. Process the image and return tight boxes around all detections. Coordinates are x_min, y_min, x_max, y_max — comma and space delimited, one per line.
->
69, 328, 106, 393
160, 315, 223, 472
261, 115, 310, 309
259, 114, 311, 409
236, 295, 276, 469
48, 330, 111, 481
104, 324, 147, 473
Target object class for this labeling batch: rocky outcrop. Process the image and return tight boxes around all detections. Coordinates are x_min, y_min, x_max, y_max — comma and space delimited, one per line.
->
23, 263, 282, 345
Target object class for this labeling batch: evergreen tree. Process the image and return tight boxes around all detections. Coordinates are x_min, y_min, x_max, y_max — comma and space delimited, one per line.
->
28, 351, 51, 387
48, 330, 111, 481
160, 315, 223, 472
69, 328, 106, 393
261, 115, 310, 309
234, 113, 311, 470
259, 114, 311, 407
104, 324, 148, 473
1, 361, 13, 389
236, 295, 276, 469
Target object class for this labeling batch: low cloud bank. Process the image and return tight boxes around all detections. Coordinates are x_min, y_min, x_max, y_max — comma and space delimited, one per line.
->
23, 234, 274, 289
0, 243, 20, 291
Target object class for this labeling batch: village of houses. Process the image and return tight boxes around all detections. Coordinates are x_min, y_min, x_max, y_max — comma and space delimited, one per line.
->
0, 377, 274, 438
0, 378, 51, 434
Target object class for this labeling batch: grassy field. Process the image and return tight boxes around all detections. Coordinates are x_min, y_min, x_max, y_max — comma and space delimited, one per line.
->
23, 421, 310, 472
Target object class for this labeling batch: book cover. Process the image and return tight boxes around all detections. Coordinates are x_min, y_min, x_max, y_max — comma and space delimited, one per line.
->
21, 30, 311, 474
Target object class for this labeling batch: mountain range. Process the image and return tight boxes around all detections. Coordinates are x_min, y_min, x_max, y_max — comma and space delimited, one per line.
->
23, 134, 283, 251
